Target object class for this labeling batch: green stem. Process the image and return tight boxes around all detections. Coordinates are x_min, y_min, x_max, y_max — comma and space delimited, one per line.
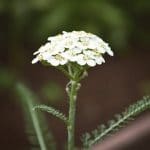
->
67, 80, 79, 150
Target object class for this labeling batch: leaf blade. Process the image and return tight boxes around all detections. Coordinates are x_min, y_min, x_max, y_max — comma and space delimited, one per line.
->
16, 82, 56, 150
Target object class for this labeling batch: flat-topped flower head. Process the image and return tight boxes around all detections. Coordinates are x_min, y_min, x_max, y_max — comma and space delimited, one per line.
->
32, 31, 113, 67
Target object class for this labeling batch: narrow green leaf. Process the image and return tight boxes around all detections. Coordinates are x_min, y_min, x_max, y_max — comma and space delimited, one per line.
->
15, 82, 56, 150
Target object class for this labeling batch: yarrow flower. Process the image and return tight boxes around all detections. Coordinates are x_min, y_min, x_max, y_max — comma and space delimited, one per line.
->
32, 31, 113, 67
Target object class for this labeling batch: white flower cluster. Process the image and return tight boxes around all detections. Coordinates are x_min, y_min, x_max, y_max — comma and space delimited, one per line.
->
32, 31, 113, 67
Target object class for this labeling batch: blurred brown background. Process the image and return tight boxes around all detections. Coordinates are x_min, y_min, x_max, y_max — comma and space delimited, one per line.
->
0, 0, 150, 149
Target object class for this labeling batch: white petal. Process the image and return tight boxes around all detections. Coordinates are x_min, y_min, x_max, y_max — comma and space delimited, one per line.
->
95, 56, 104, 64
43, 53, 52, 62
69, 56, 77, 62
71, 47, 82, 53
88, 40, 97, 49
106, 48, 114, 56
87, 59, 96, 67
44, 43, 51, 49
62, 51, 77, 62
47, 58, 59, 66
31, 57, 39, 64
96, 59, 102, 65
61, 51, 69, 58
33, 50, 39, 55
97, 47, 106, 54
101, 56, 105, 63
77, 59, 86, 65
76, 54, 86, 65
33, 45, 47, 55
83, 50, 93, 56
59, 59, 68, 65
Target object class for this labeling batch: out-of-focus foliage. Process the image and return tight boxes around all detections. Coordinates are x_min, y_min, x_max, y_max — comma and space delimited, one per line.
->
0, 67, 15, 89
16, 82, 56, 150
41, 81, 64, 104
140, 80, 150, 95
0, 66, 64, 105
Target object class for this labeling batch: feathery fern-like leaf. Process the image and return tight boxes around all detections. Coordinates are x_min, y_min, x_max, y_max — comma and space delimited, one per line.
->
15, 82, 56, 150
33, 105, 67, 123
82, 96, 150, 149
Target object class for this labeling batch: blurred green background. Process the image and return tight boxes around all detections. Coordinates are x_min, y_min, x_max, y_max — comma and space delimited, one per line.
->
1, 0, 150, 69
0, 0, 150, 149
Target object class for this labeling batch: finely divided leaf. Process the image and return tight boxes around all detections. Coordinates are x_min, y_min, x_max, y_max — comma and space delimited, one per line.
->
33, 105, 67, 123
82, 96, 150, 149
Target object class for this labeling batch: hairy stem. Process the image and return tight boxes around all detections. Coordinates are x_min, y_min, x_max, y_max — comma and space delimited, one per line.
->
67, 80, 79, 150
